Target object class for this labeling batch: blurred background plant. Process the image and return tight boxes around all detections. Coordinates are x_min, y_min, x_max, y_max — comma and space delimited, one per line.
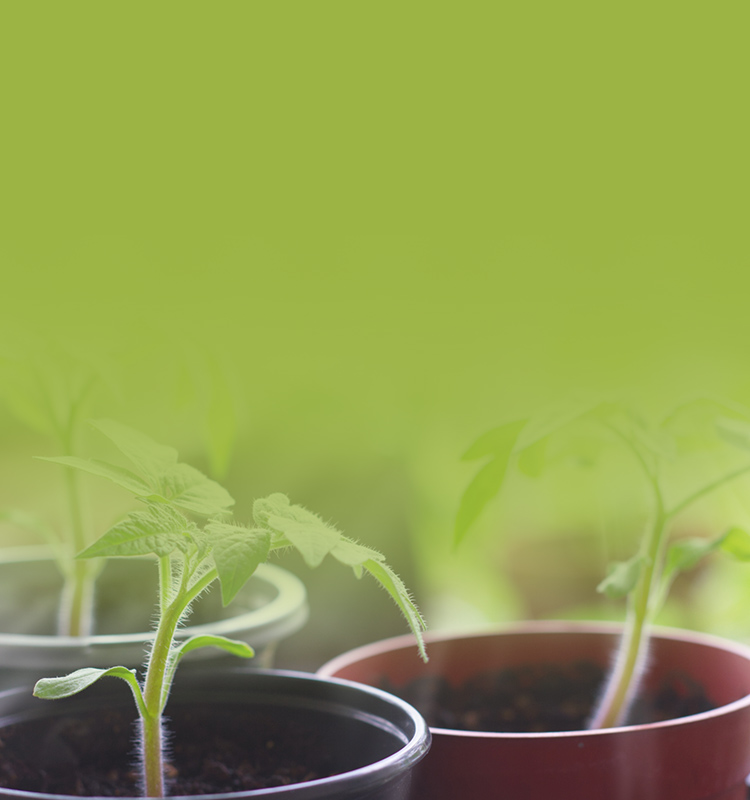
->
2, 1, 750, 669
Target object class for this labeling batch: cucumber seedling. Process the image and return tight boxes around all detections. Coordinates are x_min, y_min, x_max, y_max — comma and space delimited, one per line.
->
34, 421, 427, 797
456, 398, 750, 728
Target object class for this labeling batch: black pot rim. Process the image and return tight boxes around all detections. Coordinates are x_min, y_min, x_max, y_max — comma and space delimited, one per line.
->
0, 668, 431, 799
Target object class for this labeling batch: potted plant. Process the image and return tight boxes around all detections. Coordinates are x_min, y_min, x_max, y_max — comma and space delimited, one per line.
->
0, 416, 310, 687
320, 397, 750, 799
0, 421, 430, 798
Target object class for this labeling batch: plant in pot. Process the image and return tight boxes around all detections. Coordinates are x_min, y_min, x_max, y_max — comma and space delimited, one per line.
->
0, 352, 309, 682
0, 421, 430, 798
321, 398, 750, 799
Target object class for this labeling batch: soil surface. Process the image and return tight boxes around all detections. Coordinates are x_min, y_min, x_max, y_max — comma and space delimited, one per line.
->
381, 660, 716, 732
0, 703, 341, 796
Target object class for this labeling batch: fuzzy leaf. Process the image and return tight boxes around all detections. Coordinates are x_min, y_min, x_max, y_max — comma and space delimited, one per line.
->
721, 527, 750, 561
362, 559, 428, 662
79, 504, 196, 559
158, 462, 235, 517
597, 555, 646, 599
331, 537, 386, 575
207, 522, 271, 605
254, 494, 341, 568
34, 666, 142, 707
172, 634, 254, 662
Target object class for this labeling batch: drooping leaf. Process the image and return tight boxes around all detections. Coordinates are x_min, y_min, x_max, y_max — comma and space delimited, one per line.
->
78, 504, 196, 559
721, 527, 750, 561
665, 536, 723, 575
361, 559, 428, 662
331, 537, 385, 577
33, 666, 144, 714
38, 456, 151, 497
207, 522, 271, 605
597, 555, 646, 599
172, 634, 255, 662
254, 494, 341, 568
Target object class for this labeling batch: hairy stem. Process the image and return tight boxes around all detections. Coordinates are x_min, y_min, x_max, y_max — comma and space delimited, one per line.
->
590, 507, 668, 728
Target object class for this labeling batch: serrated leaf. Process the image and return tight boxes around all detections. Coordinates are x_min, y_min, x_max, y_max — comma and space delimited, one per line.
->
159, 463, 235, 517
362, 559, 428, 662
331, 537, 386, 568
79, 504, 196, 559
207, 522, 271, 605
34, 666, 143, 709
254, 494, 341, 568
721, 527, 750, 561
454, 458, 510, 546
39, 456, 152, 497
461, 420, 527, 461
90, 419, 178, 484
597, 555, 646, 599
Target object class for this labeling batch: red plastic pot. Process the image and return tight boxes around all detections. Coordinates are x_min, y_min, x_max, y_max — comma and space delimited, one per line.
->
319, 622, 750, 800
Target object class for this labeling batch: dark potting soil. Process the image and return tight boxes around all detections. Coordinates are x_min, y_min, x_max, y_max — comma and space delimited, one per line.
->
381, 661, 716, 733
0, 703, 359, 796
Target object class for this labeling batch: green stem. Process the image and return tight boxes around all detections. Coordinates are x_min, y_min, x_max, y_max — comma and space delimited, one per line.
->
665, 463, 750, 521
590, 506, 669, 728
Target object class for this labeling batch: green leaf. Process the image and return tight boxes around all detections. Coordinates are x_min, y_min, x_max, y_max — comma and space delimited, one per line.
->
79, 504, 196, 559
207, 522, 271, 605
90, 419, 178, 484
461, 420, 527, 461
159, 462, 235, 517
331, 537, 385, 577
172, 634, 254, 662
454, 458, 511, 546
254, 494, 341, 568
665, 536, 722, 574
34, 667, 144, 715
361, 559, 428, 662
721, 527, 750, 561
517, 436, 548, 477
0, 508, 59, 546
597, 555, 646, 599
38, 456, 152, 497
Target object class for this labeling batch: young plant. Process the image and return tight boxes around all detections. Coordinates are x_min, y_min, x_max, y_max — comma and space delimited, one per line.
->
33, 421, 427, 797
456, 398, 750, 729
0, 349, 102, 636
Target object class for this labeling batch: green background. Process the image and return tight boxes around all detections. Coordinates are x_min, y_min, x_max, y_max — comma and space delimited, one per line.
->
1, 2, 749, 666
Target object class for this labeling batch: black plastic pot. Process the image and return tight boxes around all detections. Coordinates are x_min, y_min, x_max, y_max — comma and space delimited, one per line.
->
0, 669, 430, 799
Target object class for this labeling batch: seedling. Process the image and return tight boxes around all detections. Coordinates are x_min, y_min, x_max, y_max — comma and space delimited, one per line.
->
456, 398, 750, 728
33, 421, 427, 797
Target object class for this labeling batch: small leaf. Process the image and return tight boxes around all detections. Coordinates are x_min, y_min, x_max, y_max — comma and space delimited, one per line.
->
597, 555, 646, 599
207, 522, 271, 605
79, 504, 196, 559
721, 527, 750, 561
254, 494, 341, 568
38, 456, 152, 497
362, 559, 428, 662
517, 436, 548, 477
34, 666, 143, 709
665, 536, 722, 574
461, 420, 528, 462
454, 458, 510, 546
172, 634, 254, 662
331, 537, 386, 568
